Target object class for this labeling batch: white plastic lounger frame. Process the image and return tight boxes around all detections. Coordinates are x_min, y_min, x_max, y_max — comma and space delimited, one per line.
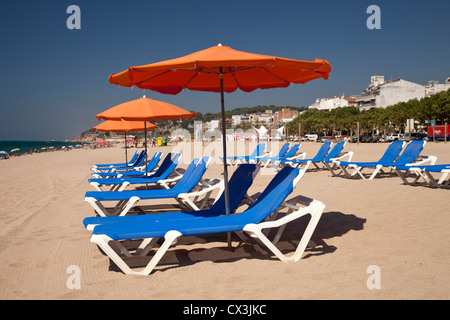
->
89, 170, 326, 276
395, 166, 450, 188
336, 141, 436, 180
90, 198, 325, 276
340, 155, 437, 180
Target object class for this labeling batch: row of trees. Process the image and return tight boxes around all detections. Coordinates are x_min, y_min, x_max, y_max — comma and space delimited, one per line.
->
286, 88, 450, 137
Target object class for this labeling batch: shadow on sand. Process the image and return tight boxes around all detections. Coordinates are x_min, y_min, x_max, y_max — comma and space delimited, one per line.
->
102, 210, 366, 274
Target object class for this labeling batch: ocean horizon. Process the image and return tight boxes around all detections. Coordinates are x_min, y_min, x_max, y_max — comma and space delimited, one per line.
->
0, 140, 82, 156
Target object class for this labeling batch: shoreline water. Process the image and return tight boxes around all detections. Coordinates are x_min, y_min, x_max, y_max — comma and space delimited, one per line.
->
0, 140, 102, 157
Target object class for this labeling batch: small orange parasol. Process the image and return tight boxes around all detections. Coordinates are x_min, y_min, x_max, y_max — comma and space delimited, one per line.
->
96, 96, 196, 121
96, 97, 196, 176
93, 119, 157, 164
93, 119, 157, 132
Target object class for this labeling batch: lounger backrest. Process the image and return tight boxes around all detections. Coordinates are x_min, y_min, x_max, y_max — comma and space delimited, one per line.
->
128, 150, 141, 165
282, 144, 300, 159
276, 143, 291, 158
312, 142, 332, 161
394, 140, 425, 165
378, 141, 404, 163
172, 157, 210, 192
145, 151, 162, 170
131, 150, 147, 167
241, 166, 302, 224
149, 153, 177, 177
209, 164, 259, 214
251, 143, 266, 157
324, 142, 345, 161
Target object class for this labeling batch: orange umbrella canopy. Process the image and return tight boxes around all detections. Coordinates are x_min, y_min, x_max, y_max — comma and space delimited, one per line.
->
108, 44, 332, 94
96, 96, 197, 121
93, 119, 157, 132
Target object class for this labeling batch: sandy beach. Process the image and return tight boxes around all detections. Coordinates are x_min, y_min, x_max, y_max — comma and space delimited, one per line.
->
0, 141, 449, 300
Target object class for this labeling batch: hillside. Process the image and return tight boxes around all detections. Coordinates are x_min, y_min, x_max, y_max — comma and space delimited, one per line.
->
76, 104, 306, 140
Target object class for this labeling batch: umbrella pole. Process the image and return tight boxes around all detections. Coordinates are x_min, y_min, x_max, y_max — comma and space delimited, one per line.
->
145, 121, 148, 189
219, 69, 232, 250
124, 132, 128, 164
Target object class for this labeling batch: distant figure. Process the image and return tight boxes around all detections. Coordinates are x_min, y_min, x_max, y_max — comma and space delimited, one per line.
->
152, 137, 156, 147
134, 137, 138, 148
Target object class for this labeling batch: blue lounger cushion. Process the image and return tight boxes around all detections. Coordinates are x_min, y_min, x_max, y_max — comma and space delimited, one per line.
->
280, 142, 332, 164
83, 164, 259, 228
91, 166, 300, 240
338, 141, 404, 167
89, 153, 179, 185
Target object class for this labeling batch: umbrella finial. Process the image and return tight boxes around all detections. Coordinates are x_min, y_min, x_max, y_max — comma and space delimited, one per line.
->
143, 94, 146, 98
218, 43, 222, 46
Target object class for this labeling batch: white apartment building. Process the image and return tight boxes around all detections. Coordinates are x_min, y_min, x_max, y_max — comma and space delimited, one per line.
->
309, 95, 357, 111
425, 78, 450, 97
355, 76, 426, 110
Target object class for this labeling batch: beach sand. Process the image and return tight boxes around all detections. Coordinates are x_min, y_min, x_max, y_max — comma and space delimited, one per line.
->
0, 141, 449, 300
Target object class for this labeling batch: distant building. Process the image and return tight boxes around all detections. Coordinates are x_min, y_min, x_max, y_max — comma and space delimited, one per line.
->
354, 76, 426, 110
425, 78, 450, 97
205, 120, 220, 131
231, 114, 249, 127
309, 95, 357, 111
273, 108, 299, 124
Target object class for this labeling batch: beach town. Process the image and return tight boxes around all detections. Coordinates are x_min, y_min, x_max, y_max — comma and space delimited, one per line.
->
0, 2, 449, 303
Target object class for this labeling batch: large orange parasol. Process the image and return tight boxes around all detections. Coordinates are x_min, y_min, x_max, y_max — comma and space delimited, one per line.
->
108, 44, 331, 94
108, 44, 332, 248
93, 120, 157, 164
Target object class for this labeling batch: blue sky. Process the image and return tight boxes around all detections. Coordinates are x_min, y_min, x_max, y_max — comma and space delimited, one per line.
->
0, 0, 449, 140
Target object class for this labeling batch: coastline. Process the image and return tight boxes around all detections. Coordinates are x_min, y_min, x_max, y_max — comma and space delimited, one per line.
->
0, 141, 449, 299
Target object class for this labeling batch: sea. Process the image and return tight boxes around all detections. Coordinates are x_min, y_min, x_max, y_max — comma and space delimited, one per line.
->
0, 140, 82, 157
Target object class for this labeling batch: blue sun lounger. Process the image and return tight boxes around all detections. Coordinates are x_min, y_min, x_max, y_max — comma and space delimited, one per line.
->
279, 142, 332, 169
85, 157, 220, 216
222, 143, 267, 165
83, 163, 261, 230
88, 166, 325, 275
89, 153, 181, 191
91, 150, 147, 173
335, 141, 405, 179
256, 144, 305, 168
334, 140, 435, 180
394, 163, 450, 188
251, 142, 290, 163
91, 152, 163, 178
92, 150, 141, 169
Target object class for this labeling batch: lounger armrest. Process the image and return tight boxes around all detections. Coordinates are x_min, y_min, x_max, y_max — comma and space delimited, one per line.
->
255, 152, 273, 159
157, 171, 185, 189
243, 196, 325, 262
177, 179, 225, 210
329, 151, 354, 163
286, 152, 307, 161
409, 155, 437, 166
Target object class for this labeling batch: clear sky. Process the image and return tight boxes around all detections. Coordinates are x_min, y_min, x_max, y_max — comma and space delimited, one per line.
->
0, 0, 449, 140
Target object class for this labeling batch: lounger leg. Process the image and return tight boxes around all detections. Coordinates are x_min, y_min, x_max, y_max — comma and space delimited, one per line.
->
85, 197, 109, 217
367, 165, 383, 180
438, 171, 449, 187
90, 230, 182, 276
